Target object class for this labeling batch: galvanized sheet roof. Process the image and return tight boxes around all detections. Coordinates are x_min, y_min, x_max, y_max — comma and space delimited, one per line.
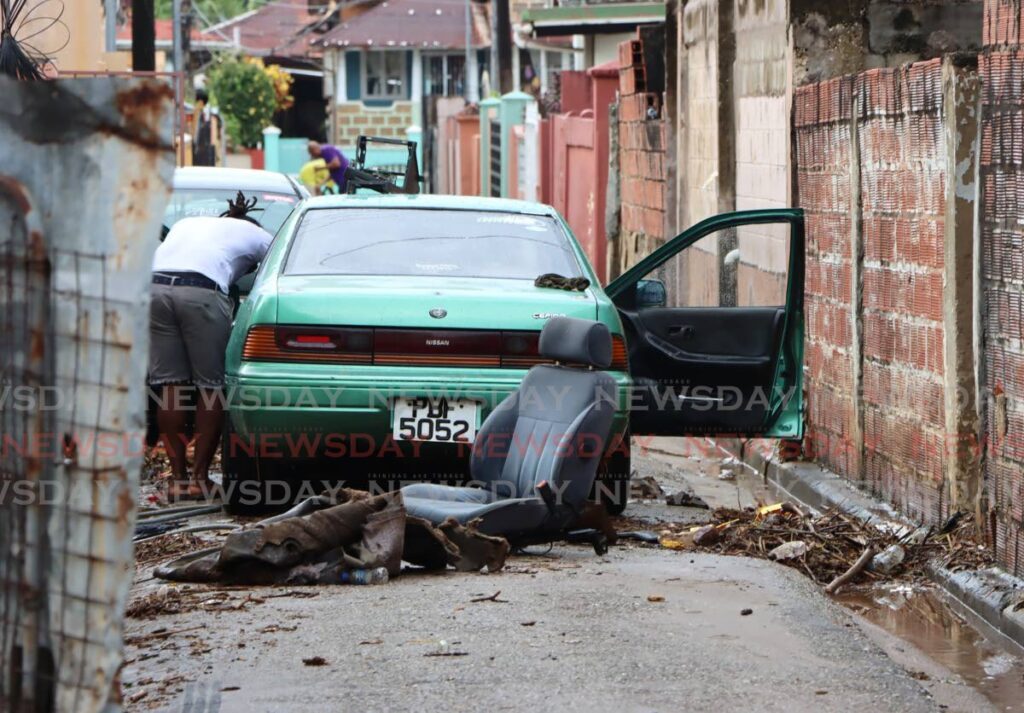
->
315, 0, 491, 50
201, 0, 321, 56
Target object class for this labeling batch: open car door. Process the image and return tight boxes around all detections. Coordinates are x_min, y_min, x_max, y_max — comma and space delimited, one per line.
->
606, 209, 804, 438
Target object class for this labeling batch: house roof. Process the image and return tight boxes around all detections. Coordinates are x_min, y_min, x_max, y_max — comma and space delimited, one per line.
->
200, 0, 322, 57
314, 0, 491, 51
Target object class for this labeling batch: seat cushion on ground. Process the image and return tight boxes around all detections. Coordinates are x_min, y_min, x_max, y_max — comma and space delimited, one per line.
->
402, 496, 550, 535
400, 483, 497, 504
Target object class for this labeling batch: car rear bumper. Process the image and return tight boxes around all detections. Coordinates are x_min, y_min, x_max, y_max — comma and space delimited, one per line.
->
224, 363, 631, 456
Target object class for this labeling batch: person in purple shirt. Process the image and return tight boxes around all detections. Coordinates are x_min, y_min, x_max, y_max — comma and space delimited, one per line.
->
307, 141, 349, 194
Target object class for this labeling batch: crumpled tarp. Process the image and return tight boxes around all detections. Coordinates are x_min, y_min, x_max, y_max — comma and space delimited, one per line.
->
154, 490, 510, 584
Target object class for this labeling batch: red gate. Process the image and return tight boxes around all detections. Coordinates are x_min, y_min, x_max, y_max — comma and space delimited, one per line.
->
551, 111, 603, 282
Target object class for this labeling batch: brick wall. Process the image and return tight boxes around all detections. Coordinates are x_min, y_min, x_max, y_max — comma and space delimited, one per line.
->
981, 0, 1024, 573
795, 57, 979, 528
614, 37, 668, 277
332, 101, 415, 145
794, 76, 861, 480
858, 60, 951, 523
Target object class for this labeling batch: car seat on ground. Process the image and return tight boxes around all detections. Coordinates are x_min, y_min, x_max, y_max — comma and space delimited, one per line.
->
400, 317, 618, 543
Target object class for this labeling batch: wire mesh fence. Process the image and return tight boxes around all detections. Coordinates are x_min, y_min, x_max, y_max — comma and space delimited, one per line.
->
0, 76, 174, 713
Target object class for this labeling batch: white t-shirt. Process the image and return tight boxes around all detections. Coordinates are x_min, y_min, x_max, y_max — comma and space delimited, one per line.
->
153, 216, 274, 292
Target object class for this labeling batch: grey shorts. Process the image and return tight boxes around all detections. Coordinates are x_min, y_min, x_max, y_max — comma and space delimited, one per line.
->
150, 283, 232, 389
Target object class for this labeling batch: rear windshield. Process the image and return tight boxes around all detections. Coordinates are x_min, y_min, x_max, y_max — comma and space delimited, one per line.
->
284, 208, 583, 279
163, 188, 298, 236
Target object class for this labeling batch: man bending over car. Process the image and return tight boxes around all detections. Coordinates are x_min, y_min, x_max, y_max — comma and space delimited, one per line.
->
150, 192, 272, 500
307, 140, 349, 194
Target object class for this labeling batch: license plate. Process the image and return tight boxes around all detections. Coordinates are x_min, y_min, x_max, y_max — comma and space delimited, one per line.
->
392, 397, 478, 443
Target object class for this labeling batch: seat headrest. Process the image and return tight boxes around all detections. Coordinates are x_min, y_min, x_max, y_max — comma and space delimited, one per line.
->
538, 317, 612, 369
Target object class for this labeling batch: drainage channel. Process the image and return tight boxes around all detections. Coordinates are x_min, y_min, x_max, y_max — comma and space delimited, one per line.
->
837, 584, 1024, 711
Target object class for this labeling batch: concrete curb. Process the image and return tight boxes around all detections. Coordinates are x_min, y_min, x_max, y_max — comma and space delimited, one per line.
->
716, 438, 1024, 650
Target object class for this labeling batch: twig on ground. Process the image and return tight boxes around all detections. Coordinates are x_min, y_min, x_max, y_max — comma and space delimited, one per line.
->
825, 547, 875, 595
470, 591, 509, 603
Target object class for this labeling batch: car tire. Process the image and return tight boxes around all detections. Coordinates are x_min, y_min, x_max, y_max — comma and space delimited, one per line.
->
594, 450, 631, 516
221, 419, 278, 516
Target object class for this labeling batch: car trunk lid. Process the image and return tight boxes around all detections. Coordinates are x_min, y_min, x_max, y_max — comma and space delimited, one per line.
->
275, 275, 598, 330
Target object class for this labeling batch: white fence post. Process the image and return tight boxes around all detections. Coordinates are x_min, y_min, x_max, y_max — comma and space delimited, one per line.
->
522, 101, 540, 203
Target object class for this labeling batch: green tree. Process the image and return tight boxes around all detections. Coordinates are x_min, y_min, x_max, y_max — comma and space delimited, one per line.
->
208, 57, 277, 148
156, 0, 258, 22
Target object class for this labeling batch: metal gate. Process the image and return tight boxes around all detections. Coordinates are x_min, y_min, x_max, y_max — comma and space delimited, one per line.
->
0, 77, 174, 713
489, 118, 502, 198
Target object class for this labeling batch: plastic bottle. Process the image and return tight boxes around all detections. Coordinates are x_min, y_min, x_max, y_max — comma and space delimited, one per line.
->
869, 544, 906, 575
340, 567, 389, 585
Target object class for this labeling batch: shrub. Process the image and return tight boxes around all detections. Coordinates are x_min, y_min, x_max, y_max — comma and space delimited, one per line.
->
208, 57, 278, 148
262, 62, 295, 112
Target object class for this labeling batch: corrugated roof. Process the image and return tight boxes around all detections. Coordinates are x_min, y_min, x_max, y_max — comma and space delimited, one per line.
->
314, 0, 491, 50
201, 0, 321, 56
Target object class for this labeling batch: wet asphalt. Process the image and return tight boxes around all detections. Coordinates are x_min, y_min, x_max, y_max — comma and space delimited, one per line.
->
122, 440, 951, 712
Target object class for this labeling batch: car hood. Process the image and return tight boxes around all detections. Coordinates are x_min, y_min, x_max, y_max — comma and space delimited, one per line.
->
275, 275, 599, 330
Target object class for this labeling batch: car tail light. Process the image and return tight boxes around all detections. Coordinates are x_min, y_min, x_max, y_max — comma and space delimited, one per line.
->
241, 326, 372, 364
610, 334, 629, 371
500, 331, 629, 370
500, 331, 543, 368
241, 326, 629, 370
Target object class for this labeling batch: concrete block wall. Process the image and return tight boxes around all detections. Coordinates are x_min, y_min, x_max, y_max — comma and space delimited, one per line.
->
614, 37, 668, 278
793, 0, 984, 85
674, 0, 728, 308
734, 0, 791, 307
680, 0, 723, 227
980, 0, 1024, 574
332, 101, 415, 144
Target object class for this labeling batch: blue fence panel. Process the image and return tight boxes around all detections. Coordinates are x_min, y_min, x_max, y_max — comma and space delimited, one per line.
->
279, 138, 311, 176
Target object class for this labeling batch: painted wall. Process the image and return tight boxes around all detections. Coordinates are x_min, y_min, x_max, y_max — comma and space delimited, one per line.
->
333, 101, 416, 144
734, 0, 791, 307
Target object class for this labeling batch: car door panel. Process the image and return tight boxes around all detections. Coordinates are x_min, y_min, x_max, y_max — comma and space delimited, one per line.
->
607, 210, 804, 438
619, 307, 785, 434
630, 306, 783, 360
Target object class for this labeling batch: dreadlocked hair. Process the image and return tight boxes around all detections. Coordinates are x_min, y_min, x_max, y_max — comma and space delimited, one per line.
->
0, 0, 53, 81
220, 191, 260, 225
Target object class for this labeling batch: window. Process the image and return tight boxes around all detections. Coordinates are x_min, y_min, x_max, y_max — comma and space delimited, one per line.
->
163, 189, 298, 236
364, 51, 406, 99
544, 51, 571, 94
632, 222, 791, 311
285, 209, 584, 279
424, 54, 466, 97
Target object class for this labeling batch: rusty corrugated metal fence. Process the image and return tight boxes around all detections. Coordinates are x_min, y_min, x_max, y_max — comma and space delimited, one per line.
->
0, 78, 173, 712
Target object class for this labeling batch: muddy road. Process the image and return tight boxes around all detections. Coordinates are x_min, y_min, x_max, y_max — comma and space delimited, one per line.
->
123, 442, 1012, 712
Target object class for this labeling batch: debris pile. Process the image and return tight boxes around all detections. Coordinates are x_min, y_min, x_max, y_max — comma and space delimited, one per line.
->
134, 533, 210, 567
618, 504, 992, 594
153, 490, 510, 585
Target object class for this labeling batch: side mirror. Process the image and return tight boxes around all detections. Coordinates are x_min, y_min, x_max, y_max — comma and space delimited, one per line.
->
635, 278, 667, 309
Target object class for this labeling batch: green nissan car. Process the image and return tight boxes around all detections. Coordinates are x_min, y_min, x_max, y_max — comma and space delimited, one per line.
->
222, 194, 804, 513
